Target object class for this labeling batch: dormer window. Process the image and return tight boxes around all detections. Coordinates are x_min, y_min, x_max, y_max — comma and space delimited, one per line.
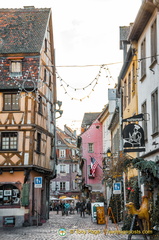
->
8, 57, 23, 77
10, 60, 22, 77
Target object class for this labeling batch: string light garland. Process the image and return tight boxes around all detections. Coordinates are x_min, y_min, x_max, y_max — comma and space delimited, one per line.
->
56, 64, 115, 101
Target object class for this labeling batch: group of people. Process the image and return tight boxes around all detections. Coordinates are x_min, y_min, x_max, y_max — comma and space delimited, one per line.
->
50, 199, 92, 218
76, 200, 91, 217
53, 201, 74, 215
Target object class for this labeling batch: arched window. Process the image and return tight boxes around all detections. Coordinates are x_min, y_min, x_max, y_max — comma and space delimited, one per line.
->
0, 184, 20, 205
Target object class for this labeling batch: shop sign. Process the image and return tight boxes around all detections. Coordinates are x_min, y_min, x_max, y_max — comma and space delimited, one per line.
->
122, 123, 145, 152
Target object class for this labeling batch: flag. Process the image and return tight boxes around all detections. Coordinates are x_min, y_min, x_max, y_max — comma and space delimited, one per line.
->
90, 157, 98, 177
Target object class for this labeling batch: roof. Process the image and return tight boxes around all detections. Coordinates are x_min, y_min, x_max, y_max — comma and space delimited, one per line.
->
0, 7, 51, 54
128, 1, 155, 41
81, 112, 101, 128
56, 127, 77, 149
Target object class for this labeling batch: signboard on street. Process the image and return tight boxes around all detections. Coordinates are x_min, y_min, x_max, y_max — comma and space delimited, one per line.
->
91, 202, 104, 223
113, 182, 121, 194
34, 177, 42, 188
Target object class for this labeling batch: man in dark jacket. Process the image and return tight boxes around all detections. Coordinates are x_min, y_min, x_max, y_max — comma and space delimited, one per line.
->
86, 201, 91, 215
79, 201, 86, 217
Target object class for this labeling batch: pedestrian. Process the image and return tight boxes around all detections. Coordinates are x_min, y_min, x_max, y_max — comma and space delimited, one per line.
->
61, 201, 65, 216
80, 201, 86, 217
64, 201, 70, 216
76, 201, 80, 214
55, 202, 59, 214
86, 200, 91, 215
70, 201, 74, 214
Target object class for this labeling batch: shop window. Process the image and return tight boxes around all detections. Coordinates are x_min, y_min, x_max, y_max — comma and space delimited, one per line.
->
0, 184, 20, 205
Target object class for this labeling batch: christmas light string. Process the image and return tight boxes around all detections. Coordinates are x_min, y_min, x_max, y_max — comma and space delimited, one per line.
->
56, 64, 115, 101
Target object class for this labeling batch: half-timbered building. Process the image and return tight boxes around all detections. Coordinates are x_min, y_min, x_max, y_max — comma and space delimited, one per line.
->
0, 6, 56, 227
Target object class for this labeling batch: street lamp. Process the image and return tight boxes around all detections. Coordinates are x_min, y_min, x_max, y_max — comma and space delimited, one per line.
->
106, 148, 112, 158
75, 174, 82, 184
55, 100, 63, 119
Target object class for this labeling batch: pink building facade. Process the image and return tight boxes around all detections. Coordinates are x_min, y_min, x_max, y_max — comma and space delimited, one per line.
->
80, 113, 103, 200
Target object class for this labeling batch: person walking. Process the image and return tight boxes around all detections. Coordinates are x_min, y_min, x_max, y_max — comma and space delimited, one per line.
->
76, 201, 80, 214
80, 201, 86, 217
86, 200, 91, 215
64, 201, 70, 216
55, 202, 60, 214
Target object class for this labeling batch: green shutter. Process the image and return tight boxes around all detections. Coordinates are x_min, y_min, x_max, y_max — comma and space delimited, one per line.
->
21, 183, 30, 206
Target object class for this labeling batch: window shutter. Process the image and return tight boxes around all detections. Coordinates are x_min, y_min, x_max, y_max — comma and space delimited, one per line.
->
56, 165, 60, 174
66, 164, 69, 173
66, 182, 70, 191
72, 164, 75, 172
57, 182, 60, 190
78, 167, 82, 176
52, 181, 56, 191
72, 180, 75, 190
21, 183, 30, 206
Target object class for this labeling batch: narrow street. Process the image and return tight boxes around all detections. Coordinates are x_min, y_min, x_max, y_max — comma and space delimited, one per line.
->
0, 211, 150, 240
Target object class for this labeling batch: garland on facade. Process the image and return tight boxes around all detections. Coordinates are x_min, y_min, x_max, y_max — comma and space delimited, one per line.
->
124, 158, 159, 190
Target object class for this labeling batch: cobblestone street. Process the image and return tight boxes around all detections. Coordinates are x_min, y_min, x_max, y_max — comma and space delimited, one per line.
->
0, 211, 152, 240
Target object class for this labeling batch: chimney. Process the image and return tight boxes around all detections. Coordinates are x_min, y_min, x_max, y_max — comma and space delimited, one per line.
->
23, 6, 35, 9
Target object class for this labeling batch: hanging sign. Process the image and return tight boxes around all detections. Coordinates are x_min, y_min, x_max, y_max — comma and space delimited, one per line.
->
122, 123, 145, 152
122, 114, 144, 122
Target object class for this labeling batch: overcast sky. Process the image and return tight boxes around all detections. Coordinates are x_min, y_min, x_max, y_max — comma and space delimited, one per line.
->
1, 0, 142, 133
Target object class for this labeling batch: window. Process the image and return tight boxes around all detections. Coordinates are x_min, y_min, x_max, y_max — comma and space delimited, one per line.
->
60, 164, 66, 173
49, 74, 51, 87
128, 73, 131, 104
59, 149, 66, 158
10, 60, 22, 77
45, 38, 47, 53
151, 89, 158, 135
132, 63, 136, 96
60, 182, 65, 191
72, 149, 75, 156
37, 132, 41, 153
142, 101, 147, 140
3, 93, 19, 111
44, 69, 47, 82
38, 95, 42, 114
0, 184, 20, 206
88, 143, 93, 152
151, 19, 157, 64
75, 164, 77, 172
123, 80, 127, 110
141, 38, 146, 78
1, 132, 18, 150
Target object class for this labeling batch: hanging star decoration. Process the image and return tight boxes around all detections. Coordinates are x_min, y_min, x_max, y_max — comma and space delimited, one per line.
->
12, 67, 45, 103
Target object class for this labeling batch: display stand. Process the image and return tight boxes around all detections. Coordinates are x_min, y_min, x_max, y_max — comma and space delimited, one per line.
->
127, 214, 148, 240
104, 207, 118, 235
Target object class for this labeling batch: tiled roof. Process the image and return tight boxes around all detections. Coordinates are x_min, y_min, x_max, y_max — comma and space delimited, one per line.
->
81, 112, 101, 128
56, 127, 77, 148
0, 7, 50, 54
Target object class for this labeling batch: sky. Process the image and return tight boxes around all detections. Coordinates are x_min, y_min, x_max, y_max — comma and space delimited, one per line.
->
1, 0, 142, 133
